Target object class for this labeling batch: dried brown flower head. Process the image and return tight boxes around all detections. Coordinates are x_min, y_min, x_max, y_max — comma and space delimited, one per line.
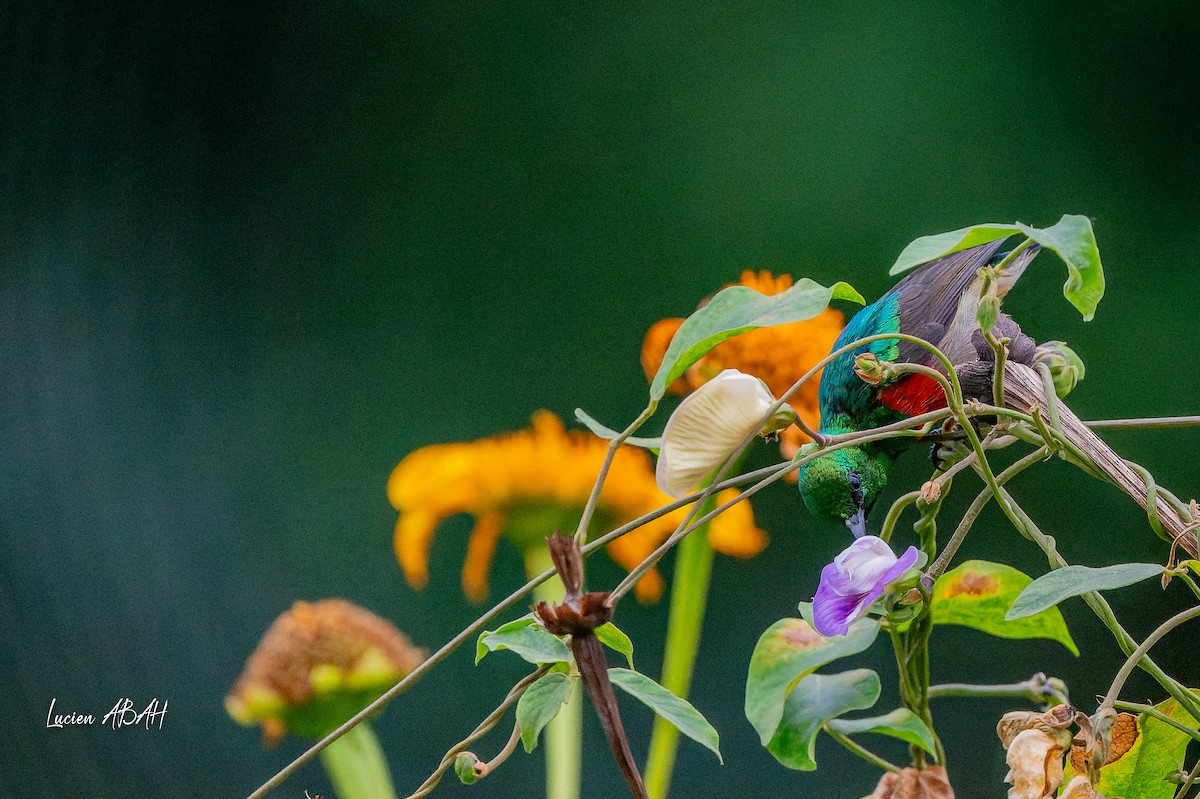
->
226, 599, 426, 743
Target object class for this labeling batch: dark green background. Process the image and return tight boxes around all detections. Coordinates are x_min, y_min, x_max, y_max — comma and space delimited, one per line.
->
3, 2, 1198, 796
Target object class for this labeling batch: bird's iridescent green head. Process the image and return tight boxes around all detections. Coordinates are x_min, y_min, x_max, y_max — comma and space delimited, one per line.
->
797, 447, 890, 537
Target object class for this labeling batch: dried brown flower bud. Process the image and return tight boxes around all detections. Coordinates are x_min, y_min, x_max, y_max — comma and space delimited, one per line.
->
920, 480, 942, 504
854, 353, 886, 385
225, 599, 425, 743
867, 766, 954, 798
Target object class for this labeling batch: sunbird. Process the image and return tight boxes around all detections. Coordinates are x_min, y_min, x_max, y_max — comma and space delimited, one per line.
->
797, 240, 1047, 537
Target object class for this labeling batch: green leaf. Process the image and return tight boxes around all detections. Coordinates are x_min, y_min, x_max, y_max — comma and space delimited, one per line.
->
608, 668, 721, 763
516, 672, 576, 753
573, 408, 661, 451
648, 279, 864, 402
766, 669, 881, 771
1006, 563, 1164, 621
1064, 698, 1200, 799
595, 622, 635, 669
931, 560, 1078, 655
827, 708, 936, 756
888, 215, 1105, 321
1016, 215, 1105, 322
889, 224, 1021, 275
476, 617, 570, 666
745, 616, 880, 745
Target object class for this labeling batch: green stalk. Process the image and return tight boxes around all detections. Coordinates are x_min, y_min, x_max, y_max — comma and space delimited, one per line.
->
644, 508, 716, 799
318, 720, 397, 799
526, 546, 582, 799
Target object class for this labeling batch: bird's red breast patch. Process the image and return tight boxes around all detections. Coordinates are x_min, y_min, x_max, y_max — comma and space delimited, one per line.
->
879, 373, 948, 417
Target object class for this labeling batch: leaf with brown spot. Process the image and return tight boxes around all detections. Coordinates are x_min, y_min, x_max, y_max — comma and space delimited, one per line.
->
931, 560, 1078, 655
744, 616, 880, 745
1065, 698, 1200, 799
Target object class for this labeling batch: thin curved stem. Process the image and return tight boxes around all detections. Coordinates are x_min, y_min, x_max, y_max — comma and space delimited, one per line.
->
482, 723, 524, 773
1111, 701, 1200, 745
573, 403, 655, 544
404, 667, 548, 799
997, 487, 1200, 723
924, 447, 1050, 585
928, 675, 1068, 705
1100, 606, 1200, 712
822, 724, 903, 774
1176, 758, 1200, 799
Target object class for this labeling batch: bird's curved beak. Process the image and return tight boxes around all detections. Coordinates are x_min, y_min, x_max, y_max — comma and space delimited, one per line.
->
845, 507, 867, 539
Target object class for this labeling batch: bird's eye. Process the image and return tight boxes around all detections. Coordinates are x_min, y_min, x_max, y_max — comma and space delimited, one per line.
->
848, 473, 862, 491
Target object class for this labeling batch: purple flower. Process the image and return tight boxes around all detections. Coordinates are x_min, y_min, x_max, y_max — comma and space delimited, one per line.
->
813, 536, 920, 636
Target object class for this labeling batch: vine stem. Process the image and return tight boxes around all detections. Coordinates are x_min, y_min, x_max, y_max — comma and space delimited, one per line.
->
823, 724, 903, 773
923, 447, 1050, 586
404, 667, 548, 799
992, 484, 1200, 723
1111, 701, 1200, 744
927, 675, 1068, 704
1084, 415, 1200, 429
1100, 606, 1200, 712
573, 403, 655, 544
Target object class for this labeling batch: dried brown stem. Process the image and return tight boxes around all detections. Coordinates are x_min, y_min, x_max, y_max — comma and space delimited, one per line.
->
1001, 362, 1198, 557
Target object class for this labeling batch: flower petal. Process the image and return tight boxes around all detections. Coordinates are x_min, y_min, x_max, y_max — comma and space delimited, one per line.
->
707, 489, 768, 557
656, 369, 778, 498
812, 560, 865, 636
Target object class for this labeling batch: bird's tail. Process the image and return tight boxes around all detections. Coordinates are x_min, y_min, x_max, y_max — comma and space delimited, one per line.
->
1000, 362, 1198, 557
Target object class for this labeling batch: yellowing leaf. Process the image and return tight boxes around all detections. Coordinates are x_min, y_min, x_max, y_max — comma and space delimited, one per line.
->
932, 560, 1077, 655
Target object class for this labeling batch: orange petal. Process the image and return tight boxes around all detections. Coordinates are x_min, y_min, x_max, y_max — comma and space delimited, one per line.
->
640, 318, 688, 393
707, 489, 768, 558
461, 512, 505, 603
631, 568, 665, 603
393, 510, 440, 590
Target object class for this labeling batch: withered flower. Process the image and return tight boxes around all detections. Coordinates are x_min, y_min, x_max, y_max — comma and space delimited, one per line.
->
996, 705, 1077, 799
533, 533, 647, 799
867, 766, 955, 798
226, 599, 425, 743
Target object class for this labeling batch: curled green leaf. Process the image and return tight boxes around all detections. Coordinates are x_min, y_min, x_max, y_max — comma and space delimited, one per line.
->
649, 279, 863, 402
827, 708, 936, 756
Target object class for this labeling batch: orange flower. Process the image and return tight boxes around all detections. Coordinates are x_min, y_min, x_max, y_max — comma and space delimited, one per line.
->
642, 269, 845, 465
226, 599, 426, 744
388, 411, 766, 603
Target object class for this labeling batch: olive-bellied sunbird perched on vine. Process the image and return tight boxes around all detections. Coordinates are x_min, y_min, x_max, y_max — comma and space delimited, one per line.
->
797, 240, 1054, 537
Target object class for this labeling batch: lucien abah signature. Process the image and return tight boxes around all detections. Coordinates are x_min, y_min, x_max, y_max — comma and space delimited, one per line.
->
46, 697, 168, 730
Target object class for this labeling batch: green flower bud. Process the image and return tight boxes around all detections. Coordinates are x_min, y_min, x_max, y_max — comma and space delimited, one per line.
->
455, 751, 487, 784
1033, 340, 1086, 399
976, 294, 1001, 335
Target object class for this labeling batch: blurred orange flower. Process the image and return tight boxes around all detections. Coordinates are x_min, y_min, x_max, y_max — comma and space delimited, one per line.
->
641, 269, 845, 464
226, 599, 425, 744
388, 411, 765, 603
